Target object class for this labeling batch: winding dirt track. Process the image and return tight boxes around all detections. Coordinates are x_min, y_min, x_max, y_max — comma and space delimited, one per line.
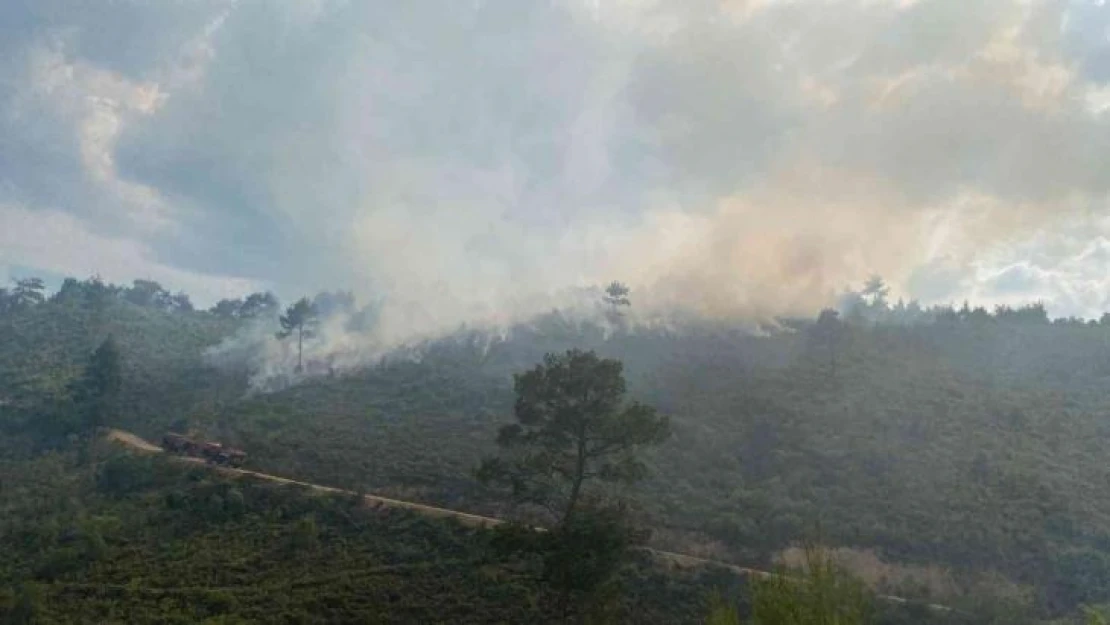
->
105, 429, 504, 528
106, 429, 163, 453
104, 429, 954, 613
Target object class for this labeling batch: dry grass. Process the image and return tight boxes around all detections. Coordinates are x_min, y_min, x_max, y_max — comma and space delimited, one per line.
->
777, 544, 1034, 613
778, 546, 958, 599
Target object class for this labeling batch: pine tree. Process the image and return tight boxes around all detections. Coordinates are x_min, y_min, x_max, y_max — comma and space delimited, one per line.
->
277, 297, 318, 373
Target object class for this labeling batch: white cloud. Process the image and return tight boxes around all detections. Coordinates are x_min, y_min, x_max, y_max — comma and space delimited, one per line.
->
0, 202, 262, 305
17, 42, 174, 233
950, 214, 1110, 318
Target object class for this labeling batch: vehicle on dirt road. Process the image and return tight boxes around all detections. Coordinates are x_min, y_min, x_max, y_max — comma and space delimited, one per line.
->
162, 432, 246, 467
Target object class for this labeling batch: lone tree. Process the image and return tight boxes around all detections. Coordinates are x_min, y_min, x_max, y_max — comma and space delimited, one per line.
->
860, 275, 889, 310
277, 297, 318, 373
10, 277, 46, 311
602, 281, 631, 324
480, 349, 669, 621
478, 348, 670, 527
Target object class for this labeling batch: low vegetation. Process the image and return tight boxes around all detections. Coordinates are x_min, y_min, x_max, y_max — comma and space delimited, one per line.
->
0, 447, 738, 624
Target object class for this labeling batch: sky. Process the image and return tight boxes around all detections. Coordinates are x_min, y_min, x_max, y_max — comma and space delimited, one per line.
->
3, 0, 1110, 336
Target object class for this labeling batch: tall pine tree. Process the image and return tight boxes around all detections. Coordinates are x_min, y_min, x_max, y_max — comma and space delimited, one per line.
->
277, 297, 318, 373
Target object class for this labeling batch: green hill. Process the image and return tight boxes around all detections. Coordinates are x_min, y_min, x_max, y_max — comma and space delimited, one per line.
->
4, 277, 1110, 621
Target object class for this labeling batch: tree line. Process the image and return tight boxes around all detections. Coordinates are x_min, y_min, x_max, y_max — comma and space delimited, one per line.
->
834, 275, 1090, 327
0, 275, 364, 322
8, 272, 1107, 332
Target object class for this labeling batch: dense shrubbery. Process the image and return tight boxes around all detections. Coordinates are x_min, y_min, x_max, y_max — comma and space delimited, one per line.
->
0, 447, 749, 624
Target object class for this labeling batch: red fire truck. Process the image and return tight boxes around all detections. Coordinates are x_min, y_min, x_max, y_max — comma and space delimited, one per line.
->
162, 432, 246, 467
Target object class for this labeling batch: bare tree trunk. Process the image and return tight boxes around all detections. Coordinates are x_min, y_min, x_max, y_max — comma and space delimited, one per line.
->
562, 437, 587, 526
297, 326, 304, 373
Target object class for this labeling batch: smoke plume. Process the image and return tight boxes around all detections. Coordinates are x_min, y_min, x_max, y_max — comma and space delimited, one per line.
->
5, 0, 1110, 380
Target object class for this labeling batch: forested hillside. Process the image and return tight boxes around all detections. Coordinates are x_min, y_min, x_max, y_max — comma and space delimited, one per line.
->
0, 443, 756, 624
4, 275, 1110, 622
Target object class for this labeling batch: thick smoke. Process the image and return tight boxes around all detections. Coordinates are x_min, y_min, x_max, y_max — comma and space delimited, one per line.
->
5, 0, 1110, 382
204, 286, 618, 392
203, 308, 382, 393
184, 0, 1110, 387
297, 0, 1109, 336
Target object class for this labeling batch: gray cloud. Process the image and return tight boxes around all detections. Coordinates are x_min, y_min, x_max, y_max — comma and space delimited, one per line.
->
3, 0, 1110, 333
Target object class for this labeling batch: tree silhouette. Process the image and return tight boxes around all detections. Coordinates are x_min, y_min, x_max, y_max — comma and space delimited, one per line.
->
480, 350, 667, 621
602, 281, 631, 325
277, 297, 318, 373
861, 275, 889, 309
10, 277, 45, 311
478, 349, 669, 527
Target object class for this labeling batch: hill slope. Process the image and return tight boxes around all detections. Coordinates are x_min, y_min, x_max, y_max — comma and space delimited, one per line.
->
4, 285, 1110, 617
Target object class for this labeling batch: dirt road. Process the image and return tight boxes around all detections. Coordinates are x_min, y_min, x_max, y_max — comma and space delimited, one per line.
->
106, 429, 504, 529
104, 428, 954, 613
106, 429, 164, 453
